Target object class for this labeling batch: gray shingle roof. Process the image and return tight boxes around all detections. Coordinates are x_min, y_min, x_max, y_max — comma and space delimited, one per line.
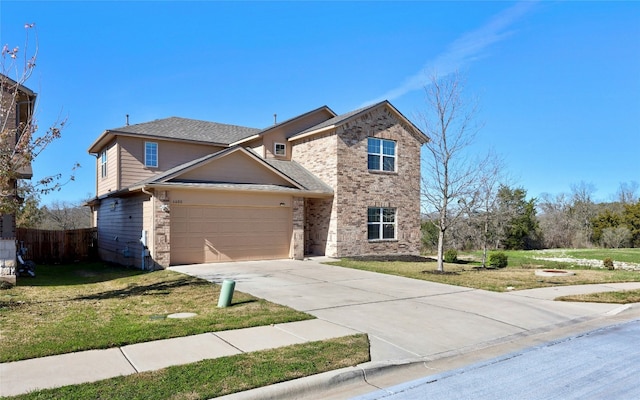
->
264, 159, 333, 194
109, 117, 261, 145
289, 101, 388, 139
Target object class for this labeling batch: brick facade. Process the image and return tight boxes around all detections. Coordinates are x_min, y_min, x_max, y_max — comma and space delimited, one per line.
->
293, 104, 423, 257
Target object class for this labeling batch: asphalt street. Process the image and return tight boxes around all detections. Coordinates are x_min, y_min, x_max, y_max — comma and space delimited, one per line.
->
352, 319, 640, 400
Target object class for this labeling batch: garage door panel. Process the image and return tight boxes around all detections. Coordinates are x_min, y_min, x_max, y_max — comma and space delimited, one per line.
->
171, 205, 291, 265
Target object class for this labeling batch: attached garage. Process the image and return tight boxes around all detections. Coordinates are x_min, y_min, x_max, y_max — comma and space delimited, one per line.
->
170, 200, 292, 265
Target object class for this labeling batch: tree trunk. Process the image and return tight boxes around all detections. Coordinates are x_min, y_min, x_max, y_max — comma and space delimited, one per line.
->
437, 228, 445, 272
482, 213, 489, 268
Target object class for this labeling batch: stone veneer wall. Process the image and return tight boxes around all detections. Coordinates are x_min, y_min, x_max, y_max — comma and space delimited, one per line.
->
0, 239, 17, 285
291, 197, 304, 259
153, 190, 171, 268
292, 105, 422, 258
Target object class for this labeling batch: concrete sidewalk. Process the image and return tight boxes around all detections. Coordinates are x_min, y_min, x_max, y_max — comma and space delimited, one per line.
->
2, 258, 639, 398
0, 319, 360, 397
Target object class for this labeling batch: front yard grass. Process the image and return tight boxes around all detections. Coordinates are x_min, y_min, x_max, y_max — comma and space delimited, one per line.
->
6, 334, 370, 400
328, 249, 640, 292
557, 289, 640, 304
0, 262, 313, 363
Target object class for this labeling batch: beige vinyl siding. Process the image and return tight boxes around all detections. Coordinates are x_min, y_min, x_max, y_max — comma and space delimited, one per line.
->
169, 190, 293, 265
96, 193, 150, 268
118, 136, 224, 189
97, 141, 119, 196
248, 143, 264, 158
244, 107, 335, 160
179, 151, 294, 186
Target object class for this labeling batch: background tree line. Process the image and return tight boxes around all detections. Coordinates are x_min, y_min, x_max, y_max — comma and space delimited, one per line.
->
16, 187, 92, 230
422, 181, 640, 253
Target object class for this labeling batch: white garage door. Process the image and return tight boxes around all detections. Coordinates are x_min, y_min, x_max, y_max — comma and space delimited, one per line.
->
170, 205, 291, 265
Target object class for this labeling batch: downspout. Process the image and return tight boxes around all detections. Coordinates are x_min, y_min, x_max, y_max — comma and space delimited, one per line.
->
141, 186, 154, 270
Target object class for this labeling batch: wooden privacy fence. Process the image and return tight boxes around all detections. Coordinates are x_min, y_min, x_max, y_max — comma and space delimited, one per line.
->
16, 228, 98, 264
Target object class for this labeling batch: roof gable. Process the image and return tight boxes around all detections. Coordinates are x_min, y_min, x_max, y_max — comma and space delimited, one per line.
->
175, 149, 296, 187
137, 146, 301, 189
232, 105, 337, 146
288, 100, 428, 144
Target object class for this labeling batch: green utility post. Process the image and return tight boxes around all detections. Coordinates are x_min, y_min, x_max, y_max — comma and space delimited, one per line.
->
217, 279, 236, 307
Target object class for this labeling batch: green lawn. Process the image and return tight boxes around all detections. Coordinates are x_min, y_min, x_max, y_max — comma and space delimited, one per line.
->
328, 249, 640, 292
5, 335, 370, 400
557, 289, 640, 304
1, 262, 314, 362
0, 262, 371, 399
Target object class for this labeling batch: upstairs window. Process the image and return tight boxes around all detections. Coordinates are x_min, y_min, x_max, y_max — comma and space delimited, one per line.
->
367, 207, 396, 240
274, 143, 286, 157
100, 150, 108, 178
145, 142, 158, 168
367, 138, 396, 172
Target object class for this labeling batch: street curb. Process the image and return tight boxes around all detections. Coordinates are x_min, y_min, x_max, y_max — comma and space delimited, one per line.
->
216, 359, 430, 400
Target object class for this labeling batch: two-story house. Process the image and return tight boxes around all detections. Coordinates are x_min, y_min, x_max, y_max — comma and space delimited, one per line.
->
86, 100, 427, 269
0, 74, 36, 283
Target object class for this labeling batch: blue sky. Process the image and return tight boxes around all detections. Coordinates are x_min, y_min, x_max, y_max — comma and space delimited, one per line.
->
2, 1, 639, 205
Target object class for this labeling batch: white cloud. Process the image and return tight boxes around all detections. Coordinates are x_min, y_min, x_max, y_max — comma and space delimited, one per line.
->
362, 1, 537, 106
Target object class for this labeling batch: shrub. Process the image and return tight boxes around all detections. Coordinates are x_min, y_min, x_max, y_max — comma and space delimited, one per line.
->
603, 257, 615, 270
489, 252, 508, 268
444, 249, 458, 263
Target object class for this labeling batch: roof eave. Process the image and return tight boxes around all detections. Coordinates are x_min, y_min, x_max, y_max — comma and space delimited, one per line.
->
140, 182, 332, 197
288, 125, 336, 142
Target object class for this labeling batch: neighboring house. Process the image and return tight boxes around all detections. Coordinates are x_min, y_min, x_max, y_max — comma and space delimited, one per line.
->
86, 100, 427, 269
0, 74, 36, 283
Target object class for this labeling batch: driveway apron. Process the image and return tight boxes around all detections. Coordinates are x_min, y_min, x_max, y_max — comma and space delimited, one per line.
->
170, 259, 620, 362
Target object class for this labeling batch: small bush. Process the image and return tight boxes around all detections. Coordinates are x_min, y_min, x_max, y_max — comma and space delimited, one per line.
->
489, 252, 508, 268
603, 257, 615, 270
444, 249, 458, 263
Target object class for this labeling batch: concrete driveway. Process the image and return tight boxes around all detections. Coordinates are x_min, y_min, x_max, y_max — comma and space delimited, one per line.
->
170, 258, 629, 362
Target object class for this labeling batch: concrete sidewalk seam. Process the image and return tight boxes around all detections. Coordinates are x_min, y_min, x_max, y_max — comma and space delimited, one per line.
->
211, 332, 246, 354
118, 347, 140, 373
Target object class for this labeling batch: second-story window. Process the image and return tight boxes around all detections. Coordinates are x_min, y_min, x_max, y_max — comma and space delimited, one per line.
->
274, 143, 286, 157
100, 150, 108, 178
367, 138, 396, 172
145, 142, 158, 168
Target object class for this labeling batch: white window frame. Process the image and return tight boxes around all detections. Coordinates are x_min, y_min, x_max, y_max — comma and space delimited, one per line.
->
100, 150, 107, 178
367, 207, 396, 240
274, 142, 286, 157
367, 137, 396, 172
145, 142, 158, 168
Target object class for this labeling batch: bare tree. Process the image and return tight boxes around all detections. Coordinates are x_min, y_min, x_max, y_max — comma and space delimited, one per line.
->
419, 72, 486, 271
617, 181, 639, 205
472, 154, 507, 267
569, 181, 597, 247
1, 23, 76, 218
40, 200, 92, 230
601, 226, 631, 249
538, 192, 573, 248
